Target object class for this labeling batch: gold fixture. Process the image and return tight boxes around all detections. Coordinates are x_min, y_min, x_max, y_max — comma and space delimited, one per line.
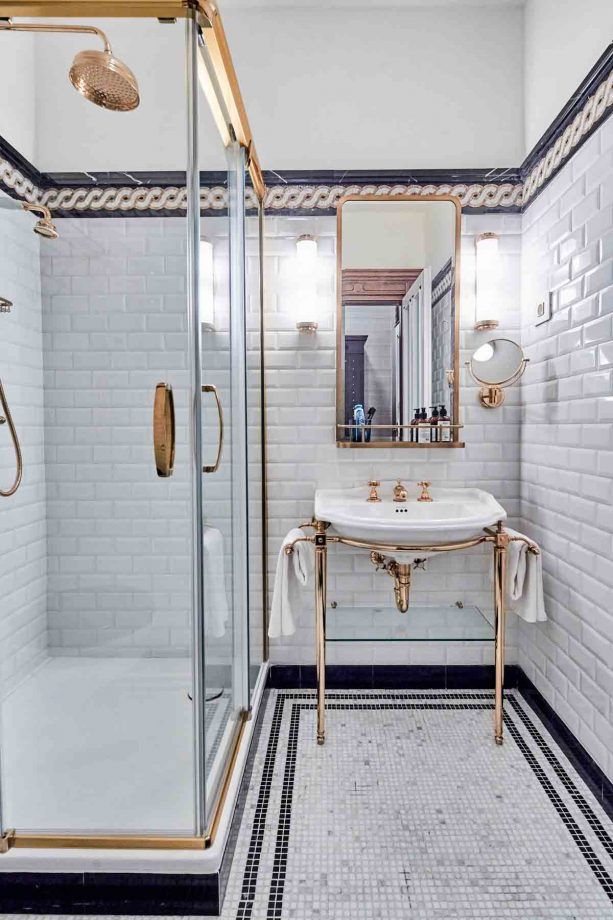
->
370, 552, 411, 613
285, 521, 538, 747
296, 321, 318, 333
393, 479, 408, 502
417, 481, 432, 502
466, 337, 529, 409
153, 382, 175, 477
22, 203, 58, 239
202, 383, 224, 473
336, 194, 463, 448
366, 480, 381, 502
0, 297, 12, 313
0, 378, 23, 497
475, 319, 499, 332
0, 20, 140, 111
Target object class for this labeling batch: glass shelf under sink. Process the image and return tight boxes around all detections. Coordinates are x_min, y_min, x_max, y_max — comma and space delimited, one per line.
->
326, 605, 495, 642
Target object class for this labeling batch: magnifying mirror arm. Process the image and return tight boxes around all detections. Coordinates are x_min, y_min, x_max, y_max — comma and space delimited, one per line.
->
465, 356, 529, 409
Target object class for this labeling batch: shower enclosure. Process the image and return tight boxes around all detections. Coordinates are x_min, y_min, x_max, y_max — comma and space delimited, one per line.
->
0, 3, 266, 850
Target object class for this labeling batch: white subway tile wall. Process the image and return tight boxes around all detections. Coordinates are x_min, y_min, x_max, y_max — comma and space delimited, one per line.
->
264, 213, 522, 667
0, 204, 47, 686
520, 116, 613, 780
41, 217, 194, 658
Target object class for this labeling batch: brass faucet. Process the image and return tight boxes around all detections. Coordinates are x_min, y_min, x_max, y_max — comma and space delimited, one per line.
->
367, 480, 381, 502
393, 479, 408, 502
417, 481, 433, 502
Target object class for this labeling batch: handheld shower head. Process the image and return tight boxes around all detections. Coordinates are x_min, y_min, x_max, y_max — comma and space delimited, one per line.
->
0, 20, 140, 112
22, 203, 59, 240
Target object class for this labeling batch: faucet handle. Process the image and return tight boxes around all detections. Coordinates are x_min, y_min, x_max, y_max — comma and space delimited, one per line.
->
417, 481, 433, 502
367, 480, 381, 503
393, 479, 408, 503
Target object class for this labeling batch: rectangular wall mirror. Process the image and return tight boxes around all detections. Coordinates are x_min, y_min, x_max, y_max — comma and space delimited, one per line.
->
336, 195, 463, 448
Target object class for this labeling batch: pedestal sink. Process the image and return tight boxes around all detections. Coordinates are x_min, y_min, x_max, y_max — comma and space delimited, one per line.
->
314, 485, 506, 563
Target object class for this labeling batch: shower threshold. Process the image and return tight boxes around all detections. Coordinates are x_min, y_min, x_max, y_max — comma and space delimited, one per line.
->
0, 657, 268, 876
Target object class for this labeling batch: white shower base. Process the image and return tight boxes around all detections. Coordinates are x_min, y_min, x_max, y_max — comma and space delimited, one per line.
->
1, 657, 232, 834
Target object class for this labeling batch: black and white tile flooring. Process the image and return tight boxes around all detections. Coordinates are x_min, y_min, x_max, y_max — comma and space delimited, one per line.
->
10, 689, 613, 920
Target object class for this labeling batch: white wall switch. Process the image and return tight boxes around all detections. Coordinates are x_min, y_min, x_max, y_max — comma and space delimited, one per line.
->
535, 291, 553, 326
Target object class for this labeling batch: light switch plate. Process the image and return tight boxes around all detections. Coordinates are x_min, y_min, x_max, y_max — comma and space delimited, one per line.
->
535, 291, 553, 326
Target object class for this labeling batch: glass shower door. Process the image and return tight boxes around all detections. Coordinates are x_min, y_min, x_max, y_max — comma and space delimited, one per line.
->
195, 33, 251, 818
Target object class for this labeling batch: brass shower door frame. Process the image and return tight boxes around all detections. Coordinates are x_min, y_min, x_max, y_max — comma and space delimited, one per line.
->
285, 522, 540, 747
0, 0, 267, 856
0, 0, 265, 199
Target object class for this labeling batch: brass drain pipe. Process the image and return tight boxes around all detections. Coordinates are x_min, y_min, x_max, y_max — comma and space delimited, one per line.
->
370, 553, 413, 613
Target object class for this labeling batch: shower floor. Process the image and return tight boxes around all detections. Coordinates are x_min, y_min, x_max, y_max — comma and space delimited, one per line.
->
1, 657, 233, 833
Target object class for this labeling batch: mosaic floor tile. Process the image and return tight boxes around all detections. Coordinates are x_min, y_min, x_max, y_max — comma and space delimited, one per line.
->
7, 690, 612, 920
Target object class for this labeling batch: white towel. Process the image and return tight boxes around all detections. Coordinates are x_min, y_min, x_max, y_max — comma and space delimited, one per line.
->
505, 527, 547, 623
203, 525, 229, 638
268, 528, 315, 638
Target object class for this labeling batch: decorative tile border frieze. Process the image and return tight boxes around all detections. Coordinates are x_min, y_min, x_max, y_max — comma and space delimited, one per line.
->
0, 47, 610, 217
522, 66, 613, 207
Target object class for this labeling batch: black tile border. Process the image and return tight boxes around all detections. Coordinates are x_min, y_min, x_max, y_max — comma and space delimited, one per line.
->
0, 870, 221, 915
267, 663, 520, 691
250, 691, 613, 918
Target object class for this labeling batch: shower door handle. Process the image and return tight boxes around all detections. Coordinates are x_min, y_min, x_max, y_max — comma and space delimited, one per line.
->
202, 384, 224, 473
153, 382, 175, 477
0, 378, 23, 497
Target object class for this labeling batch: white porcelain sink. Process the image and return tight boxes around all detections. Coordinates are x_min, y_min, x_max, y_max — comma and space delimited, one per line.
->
314, 485, 506, 560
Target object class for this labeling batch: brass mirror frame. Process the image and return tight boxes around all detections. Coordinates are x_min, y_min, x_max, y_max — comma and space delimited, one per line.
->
336, 193, 464, 449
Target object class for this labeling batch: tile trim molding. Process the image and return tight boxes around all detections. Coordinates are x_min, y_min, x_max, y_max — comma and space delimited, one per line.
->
0, 46, 610, 217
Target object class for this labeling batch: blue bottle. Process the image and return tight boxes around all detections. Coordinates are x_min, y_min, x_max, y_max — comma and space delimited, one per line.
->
352, 403, 365, 442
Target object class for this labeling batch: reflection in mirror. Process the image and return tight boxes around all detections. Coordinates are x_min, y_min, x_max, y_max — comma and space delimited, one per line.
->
337, 196, 461, 446
470, 338, 525, 385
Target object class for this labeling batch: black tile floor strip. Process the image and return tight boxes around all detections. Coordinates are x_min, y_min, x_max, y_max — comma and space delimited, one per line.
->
266, 704, 299, 920
503, 713, 613, 904
510, 695, 613, 862
235, 695, 285, 920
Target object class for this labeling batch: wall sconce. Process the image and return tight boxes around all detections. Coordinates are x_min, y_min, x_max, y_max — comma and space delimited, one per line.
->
295, 234, 318, 333
474, 232, 500, 331
200, 237, 215, 332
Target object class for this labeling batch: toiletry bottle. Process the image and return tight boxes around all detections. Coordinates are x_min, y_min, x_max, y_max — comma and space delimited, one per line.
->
439, 405, 451, 442
429, 406, 440, 443
410, 409, 420, 443
353, 403, 365, 443
419, 407, 429, 444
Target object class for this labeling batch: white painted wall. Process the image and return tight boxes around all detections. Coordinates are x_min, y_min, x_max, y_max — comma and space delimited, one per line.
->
29, 5, 524, 172
223, 6, 524, 169
523, 0, 613, 154
0, 32, 37, 164
519, 114, 613, 781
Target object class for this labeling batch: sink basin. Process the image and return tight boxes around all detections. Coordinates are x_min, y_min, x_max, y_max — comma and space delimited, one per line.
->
314, 485, 506, 560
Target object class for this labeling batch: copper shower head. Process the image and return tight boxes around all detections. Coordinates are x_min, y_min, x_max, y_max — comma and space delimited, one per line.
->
0, 20, 140, 113
22, 203, 59, 240
69, 48, 140, 112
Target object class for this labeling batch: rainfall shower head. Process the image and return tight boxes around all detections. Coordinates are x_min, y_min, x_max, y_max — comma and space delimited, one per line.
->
69, 47, 139, 112
0, 20, 140, 112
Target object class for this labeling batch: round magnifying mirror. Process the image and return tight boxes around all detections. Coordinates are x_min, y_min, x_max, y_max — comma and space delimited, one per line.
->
470, 338, 525, 385
468, 338, 527, 408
